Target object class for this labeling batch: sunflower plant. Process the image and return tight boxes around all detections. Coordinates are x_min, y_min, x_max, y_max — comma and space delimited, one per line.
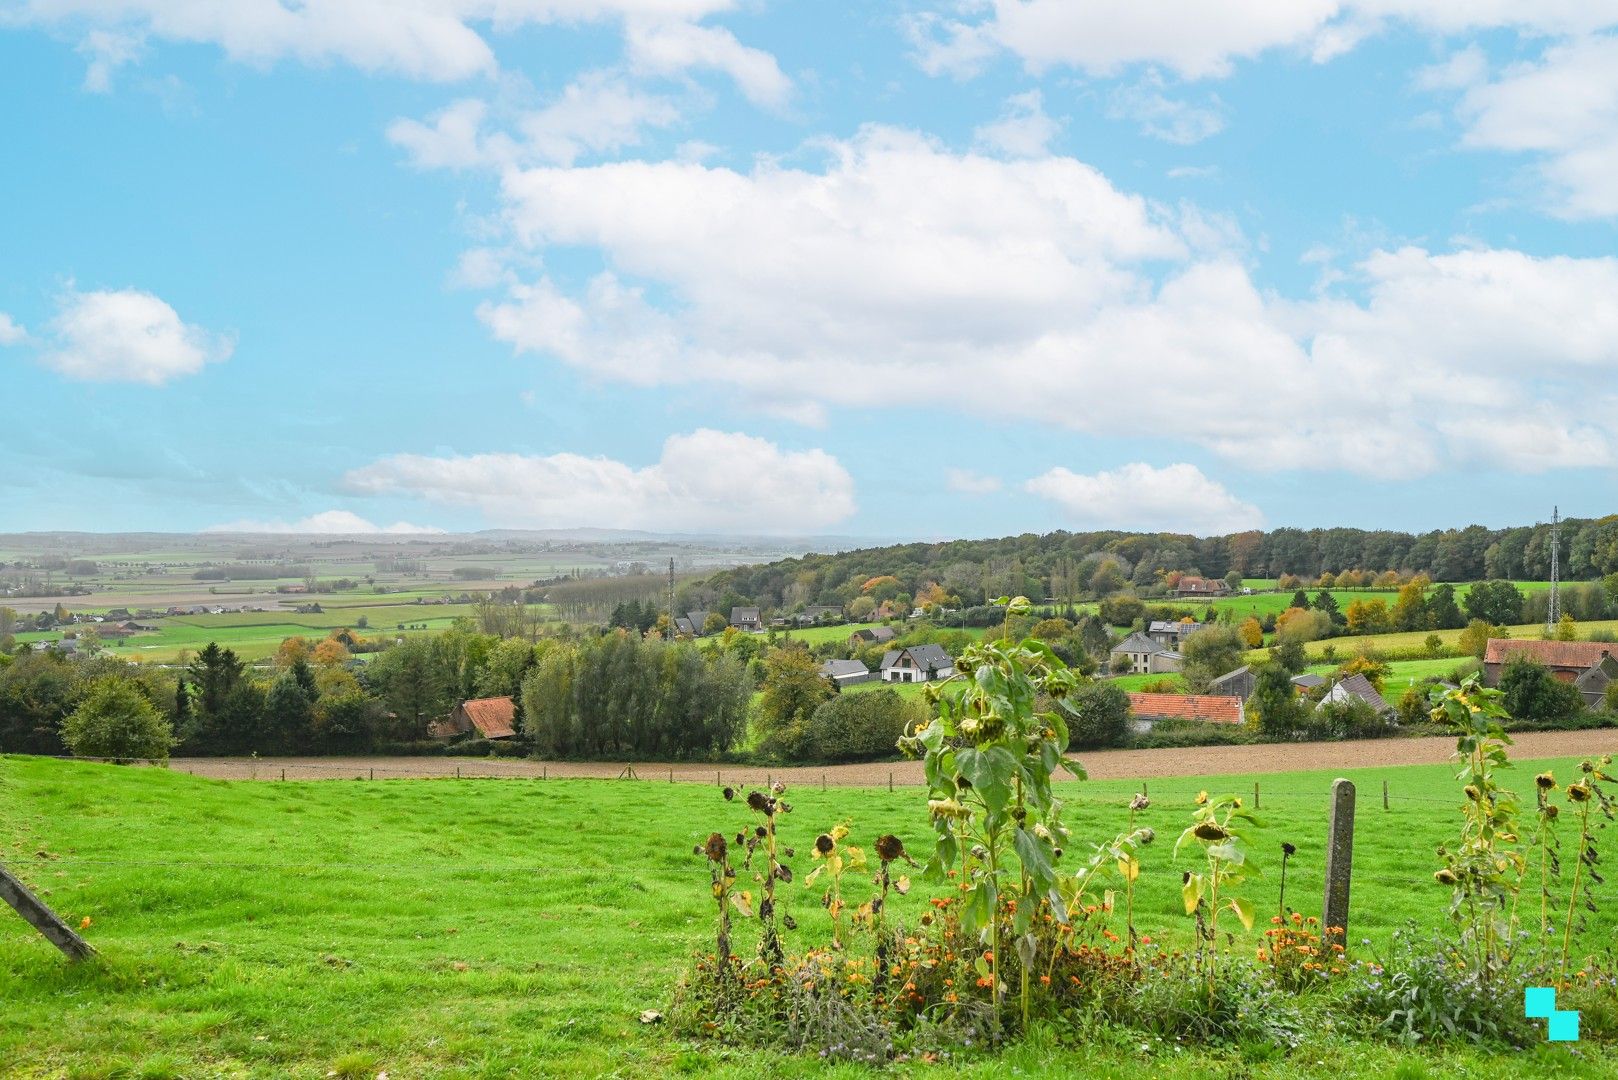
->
901, 595, 1087, 1032
1175, 790, 1261, 1002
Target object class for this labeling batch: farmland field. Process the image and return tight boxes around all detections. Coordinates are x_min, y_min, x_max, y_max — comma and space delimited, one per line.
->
1246, 620, 1618, 665
4, 752, 1612, 1078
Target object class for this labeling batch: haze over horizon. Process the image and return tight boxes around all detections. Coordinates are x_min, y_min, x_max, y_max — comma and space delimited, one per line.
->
4, 4, 1617, 537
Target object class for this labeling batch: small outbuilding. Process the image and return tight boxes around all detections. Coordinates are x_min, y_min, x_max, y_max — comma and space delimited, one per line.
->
820, 658, 874, 688
430, 696, 518, 740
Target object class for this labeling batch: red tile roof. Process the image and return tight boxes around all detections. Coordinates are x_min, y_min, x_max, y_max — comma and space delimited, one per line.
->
1484, 639, 1615, 670
457, 696, 517, 739
1126, 692, 1245, 725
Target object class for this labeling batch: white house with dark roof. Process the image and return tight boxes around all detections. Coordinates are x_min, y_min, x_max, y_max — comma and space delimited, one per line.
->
880, 644, 954, 683
730, 607, 763, 632
1319, 673, 1393, 717
1146, 620, 1205, 649
1109, 632, 1184, 675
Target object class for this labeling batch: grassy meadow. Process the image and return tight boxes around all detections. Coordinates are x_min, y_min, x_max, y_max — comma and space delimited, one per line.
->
3, 752, 1614, 1078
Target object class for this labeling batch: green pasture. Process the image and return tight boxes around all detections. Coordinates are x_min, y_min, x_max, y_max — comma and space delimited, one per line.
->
1247, 620, 1618, 665
4, 752, 1612, 1078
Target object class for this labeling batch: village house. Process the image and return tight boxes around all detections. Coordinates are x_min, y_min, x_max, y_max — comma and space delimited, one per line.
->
1174, 576, 1231, 598
1208, 665, 1256, 701
819, 658, 874, 688
1318, 673, 1393, 717
849, 625, 896, 646
730, 606, 763, 632
880, 644, 954, 683
1575, 655, 1618, 708
429, 696, 517, 740
1483, 639, 1617, 698
1290, 672, 1327, 693
1146, 619, 1204, 650
1126, 692, 1245, 733
797, 605, 841, 625
1109, 631, 1185, 675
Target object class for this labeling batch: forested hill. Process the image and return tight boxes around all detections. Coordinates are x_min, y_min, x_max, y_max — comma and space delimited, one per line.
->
697, 518, 1618, 611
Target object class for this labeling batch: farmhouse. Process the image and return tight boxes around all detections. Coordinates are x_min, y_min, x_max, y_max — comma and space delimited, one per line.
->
429, 696, 517, 740
880, 644, 954, 683
820, 658, 874, 688
850, 625, 896, 646
1146, 620, 1204, 648
1290, 672, 1327, 692
1318, 673, 1393, 717
1174, 577, 1230, 598
730, 607, 763, 632
1208, 665, 1256, 701
1126, 692, 1245, 733
1109, 632, 1184, 675
1483, 639, 1616, 691
673, 615, 698, 636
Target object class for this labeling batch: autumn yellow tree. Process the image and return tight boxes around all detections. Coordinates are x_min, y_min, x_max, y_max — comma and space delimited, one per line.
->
313, 638, 350, 666
1238, 616, 1264, 648
276, 636, 311, 668
1345, 598, 1391, 635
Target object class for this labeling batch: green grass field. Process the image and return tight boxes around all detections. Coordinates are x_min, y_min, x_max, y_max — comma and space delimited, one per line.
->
4, 752, 1613, 1078
1246, 620, 1618, 666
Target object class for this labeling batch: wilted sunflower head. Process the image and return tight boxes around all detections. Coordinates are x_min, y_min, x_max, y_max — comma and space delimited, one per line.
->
1569, 783, 1592, 803
1282, 842, 1297, 858
1464, 785, 1481, 802
1582, 760, 1596, 774
1537, 772, 1557, 790
1195, 791, 1209, 806
815, 833, 835, 855
1545, 804, 1561, 819
772, 781, 786, 796
1130, 793, 1150, 812
705, 833, 728, 862
1138, 828, 1155, 845
755, 826, 767, 838
1434, 868, 1458, 885
1193, 822, 1229, 842
722, 787, 736, 801
746, 791, 770, 813
875, 834, 905, 863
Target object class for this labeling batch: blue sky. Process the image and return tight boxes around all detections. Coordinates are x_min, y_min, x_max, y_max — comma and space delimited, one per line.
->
1, 2, 1615, 539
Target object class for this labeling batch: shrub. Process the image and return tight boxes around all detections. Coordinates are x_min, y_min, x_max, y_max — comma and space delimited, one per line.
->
1130, 718, 1256, 749
1346, 926, 1533, 1047
793, 690, 920, 763
61, 675, 174, 761
1061, 681, 1130, 749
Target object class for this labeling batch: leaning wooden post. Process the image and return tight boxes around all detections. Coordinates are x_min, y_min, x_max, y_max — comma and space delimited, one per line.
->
0, 862, 95, 962
1322, 778, 1356, 949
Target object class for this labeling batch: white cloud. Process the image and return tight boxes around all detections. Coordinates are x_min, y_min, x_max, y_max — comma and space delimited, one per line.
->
1413, 44, 1487, 91
1025, 462, 1263, 534
909, 1, 1618, 81
624, 18, 791, 108
1442, 34, 1618, 219
1107, 74, 1225, 144
40, 288, 232, 384
946, 469, 1002, 495
972, 90, 1059, 157
205, 510, 445, 535
389, 75, 680, 170
343, 429, 855, 532
0, 313, 27, 346
14, 1, 784, 101
468, 127, 1618, 476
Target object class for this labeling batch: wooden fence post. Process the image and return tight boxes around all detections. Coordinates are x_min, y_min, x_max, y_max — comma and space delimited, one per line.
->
888, 771, 894, 793
1322, 778, 1356, 948
1382, 779, 1389, 811
1253, 781, 1260, 809
0, 862, 95, 962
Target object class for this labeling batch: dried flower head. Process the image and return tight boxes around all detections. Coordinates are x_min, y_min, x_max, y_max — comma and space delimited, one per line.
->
1569, 783, 1592, 803
875, 834, 905, 862
705, 833, 728, 862
1434, 868, 1458, 885
1282, 842, 1297, 857
1545, 804, 1561, 819
1195, 791, 1209, 806
722, 787, 736, 801
772, 781, 786, 796
815, 833, 835, 855
1129, 793, 1150, 812
1192, 822, 1230, 842
1138, 828, 1155, 845
755, 826, 767, 838
746, 791, 770, 813
1536, 772, 1557, 790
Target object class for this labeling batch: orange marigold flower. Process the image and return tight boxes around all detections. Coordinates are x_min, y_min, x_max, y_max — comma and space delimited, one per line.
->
1039, 975, 1051, 985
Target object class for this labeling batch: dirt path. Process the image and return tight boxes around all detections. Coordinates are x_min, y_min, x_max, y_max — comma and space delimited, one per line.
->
166, 729, 1618, 787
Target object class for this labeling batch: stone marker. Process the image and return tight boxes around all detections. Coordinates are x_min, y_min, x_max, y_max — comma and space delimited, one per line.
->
1322, 778, 1355, 947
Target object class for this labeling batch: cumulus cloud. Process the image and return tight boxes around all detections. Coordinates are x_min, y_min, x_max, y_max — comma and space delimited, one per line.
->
1025, 462, 1262, 534
469, 125, 1618, 476
1107, 75, 1225, 144
389, 75, 681, 171
12, 1, 786, 104
205, 510, 445, 534
40, 288, 233, 384
0, 313, 26, 346
972, 90, 1060, 157
909, 1, 1618, 81
343, 429, 856, 533
946, 469, 1002, 495
1438, 34, 1618, 219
